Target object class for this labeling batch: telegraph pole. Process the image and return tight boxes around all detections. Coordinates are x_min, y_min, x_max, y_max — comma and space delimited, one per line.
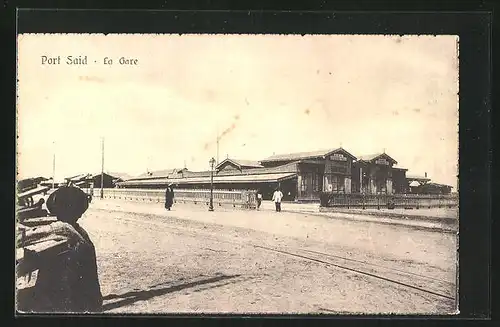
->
209, 157, 215, 211
101, 137, 104, 198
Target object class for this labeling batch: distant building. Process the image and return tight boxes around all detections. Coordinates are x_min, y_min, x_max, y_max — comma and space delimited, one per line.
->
115, 147, 458, 201
64, 172, 123, 189
405, 172, 453, 194
406, 172, 453, 194
406, 173, 431, 186
119, 147, 361, 202
351, 153, 408, 195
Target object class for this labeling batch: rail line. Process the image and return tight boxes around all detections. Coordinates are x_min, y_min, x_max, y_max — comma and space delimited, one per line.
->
253, 245, 455, 301
90, 209, 457, 303
301, 249, 454, 285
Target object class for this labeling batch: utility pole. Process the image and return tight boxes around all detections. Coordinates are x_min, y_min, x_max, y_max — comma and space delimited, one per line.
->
101, 137, 104, 199
209, 157, 215, 211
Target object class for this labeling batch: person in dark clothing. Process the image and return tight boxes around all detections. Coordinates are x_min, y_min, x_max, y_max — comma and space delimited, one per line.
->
165, 184, 174, 211
256, 190, 263, 210
32, 186, 103, 313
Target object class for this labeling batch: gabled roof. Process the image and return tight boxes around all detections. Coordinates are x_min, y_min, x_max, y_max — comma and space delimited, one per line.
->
134, 168, 188, 179
356, 153, 397, 165
65, 173, 92, 181
260, 147, 356, 163
215, 158, 263, 170
106, 171, 135, 181
85, 171, 126, 180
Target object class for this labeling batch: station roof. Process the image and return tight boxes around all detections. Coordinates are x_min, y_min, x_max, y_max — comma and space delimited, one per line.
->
134, 168, 188, 180
260, 147, 356, 163
356, 153, 398, 165
215, 158, 263, 170
119, 172, 297, 187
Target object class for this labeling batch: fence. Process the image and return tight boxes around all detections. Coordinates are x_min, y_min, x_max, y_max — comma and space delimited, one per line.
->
86, 188, 257, 209
319, 192, 458, 209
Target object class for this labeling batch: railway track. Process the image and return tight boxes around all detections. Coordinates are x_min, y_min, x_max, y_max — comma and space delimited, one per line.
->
254, 245, 455, 301
90, 209, 457, 303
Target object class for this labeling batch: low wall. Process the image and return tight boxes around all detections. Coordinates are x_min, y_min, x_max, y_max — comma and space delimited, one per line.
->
319, 193, 458, 209
87, 188, 257, 209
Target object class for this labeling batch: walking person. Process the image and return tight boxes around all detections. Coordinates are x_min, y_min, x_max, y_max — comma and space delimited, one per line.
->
272, 188, 284, 212
256, 190, 263, 210
165, 183, 175, 211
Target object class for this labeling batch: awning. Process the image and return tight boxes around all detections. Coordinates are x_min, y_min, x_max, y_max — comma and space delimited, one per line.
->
119, 172, 297, 187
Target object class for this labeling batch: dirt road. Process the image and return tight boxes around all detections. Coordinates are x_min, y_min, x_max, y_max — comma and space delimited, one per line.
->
79, 199, 458, 314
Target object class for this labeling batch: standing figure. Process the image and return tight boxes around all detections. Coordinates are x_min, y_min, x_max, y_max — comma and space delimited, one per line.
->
165, 183, 175, 211
272, 188, 284, 212
32, 186, 103, 313
256, 190, 263, 210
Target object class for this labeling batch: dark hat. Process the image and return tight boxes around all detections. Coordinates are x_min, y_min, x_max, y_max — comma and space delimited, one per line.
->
46, 186, 89, 220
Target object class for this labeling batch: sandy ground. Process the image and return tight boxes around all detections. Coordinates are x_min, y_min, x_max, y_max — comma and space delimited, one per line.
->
78, 199, 458, 315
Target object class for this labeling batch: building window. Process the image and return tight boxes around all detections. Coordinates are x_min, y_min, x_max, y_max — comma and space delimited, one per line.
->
301, 174, 308, 191
324, 174, 345, 193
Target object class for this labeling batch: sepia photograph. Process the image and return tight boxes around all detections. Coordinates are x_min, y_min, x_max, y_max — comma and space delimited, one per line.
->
16, 33, 459, 315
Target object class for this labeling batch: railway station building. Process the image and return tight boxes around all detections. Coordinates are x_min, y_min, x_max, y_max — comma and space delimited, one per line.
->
351, 153, 409, 195
118, 147, 414, 201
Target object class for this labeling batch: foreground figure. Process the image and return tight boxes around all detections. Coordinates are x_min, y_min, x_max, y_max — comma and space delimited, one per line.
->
19, 186, 103, 313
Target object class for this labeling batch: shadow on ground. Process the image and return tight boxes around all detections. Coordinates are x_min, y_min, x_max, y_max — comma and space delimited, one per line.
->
102, 274, 244, 311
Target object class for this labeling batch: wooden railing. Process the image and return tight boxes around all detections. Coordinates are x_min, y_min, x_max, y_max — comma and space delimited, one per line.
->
86, 188, 257, 209
319, 192, 458, 209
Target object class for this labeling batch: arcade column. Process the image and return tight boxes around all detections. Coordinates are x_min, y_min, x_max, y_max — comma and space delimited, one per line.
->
297, 174, 303, 198
344, 177, 352, 194
369, 177, 377, 195
386, 178, 393, 194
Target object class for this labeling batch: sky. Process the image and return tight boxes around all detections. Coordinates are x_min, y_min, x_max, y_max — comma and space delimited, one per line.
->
17, 34, 459, 188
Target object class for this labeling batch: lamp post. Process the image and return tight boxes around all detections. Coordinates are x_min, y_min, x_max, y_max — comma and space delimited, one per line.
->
209, 157, 215, 211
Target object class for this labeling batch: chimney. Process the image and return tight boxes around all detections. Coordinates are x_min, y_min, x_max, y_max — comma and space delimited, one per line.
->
425, 172, 427, 178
